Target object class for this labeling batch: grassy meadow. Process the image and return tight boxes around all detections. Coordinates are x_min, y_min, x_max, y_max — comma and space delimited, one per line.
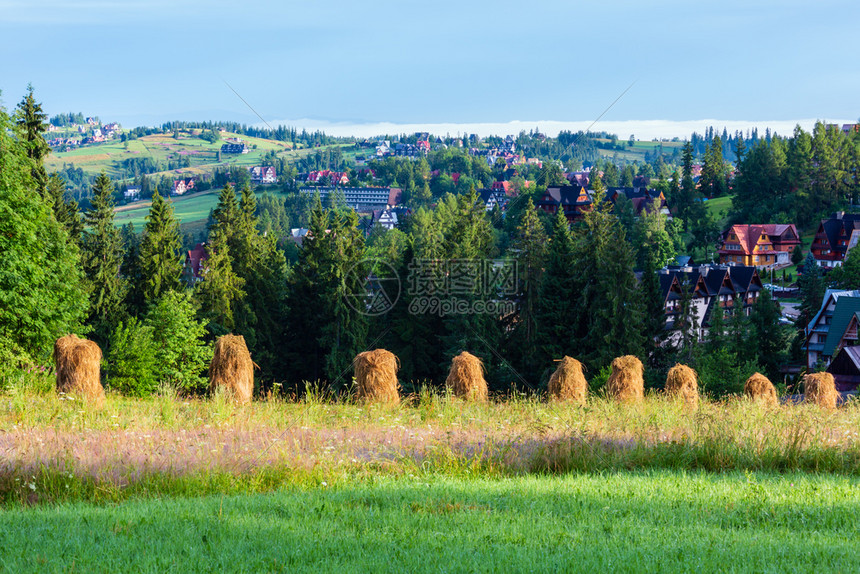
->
2, 380, 859, 571
1, 472, 857, 572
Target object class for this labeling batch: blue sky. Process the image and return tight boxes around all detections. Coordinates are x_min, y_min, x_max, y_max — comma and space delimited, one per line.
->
1, 0, 858, 135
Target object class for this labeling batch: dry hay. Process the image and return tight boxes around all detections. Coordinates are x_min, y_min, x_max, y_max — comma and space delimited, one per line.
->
53, 334, 104, 406
209, 334, 254, 405
547, 357, 588, 405
446, 351, 488, 401
353, 349, 400, 404
803, 372, 838, 409
744, 372, 779, 407
606, 355, 644, 403
665, 363, 699, 410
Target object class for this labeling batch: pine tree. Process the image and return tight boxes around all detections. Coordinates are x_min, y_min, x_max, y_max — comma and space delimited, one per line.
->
138, 190, 183, 303
507, 197, 547, 378
570, 202, 644, 370
45, 174, 83, 244
14, 86, 51, 193
705, 300, 726, 355
749, 288, 792, 379
81, 172, 128, 344
196, 228, 245, 333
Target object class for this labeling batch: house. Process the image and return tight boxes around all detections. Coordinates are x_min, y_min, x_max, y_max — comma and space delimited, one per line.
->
249, 166, 277, 184
288, 228, 310, 248
220, 142, 248, 154
825, 346, 860, 393
123, 187, 141, 201
182, 243, 209, 286
811, 212, 860, 268
603, 187, 668, 217
172, 179, 194, 195
478, 189, 508, 213
805, 289, 860, 368
659, 264, 763, 343
307, 170, 349, 185
299, 187, 402, 210
536, 185, 592, 222
370, 209, 399, 231
718, 224, 801, 267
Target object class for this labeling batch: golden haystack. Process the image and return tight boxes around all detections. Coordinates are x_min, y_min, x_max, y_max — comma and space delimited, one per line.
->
744, 372, 778, 407
53, 334, 104, 406
665, 363, 699, 410
547, 356, 588, 405
209, 334, 254, 405
446, 351, 488, 401
606, 355, 644, 403
803, 372, 838, 409
353, 349, 400, 404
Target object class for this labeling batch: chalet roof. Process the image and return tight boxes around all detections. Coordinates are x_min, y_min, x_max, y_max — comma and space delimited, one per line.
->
820, 213, 860, 252
543, 185, 589, 206
729, 266, 760, 293
807, 289, 860, 338
822, 298, 860, 357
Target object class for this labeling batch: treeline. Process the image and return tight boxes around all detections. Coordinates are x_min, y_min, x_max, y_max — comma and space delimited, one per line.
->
160, 120, 348, 148
49, 112, 87, 127
731, 123, 860, 228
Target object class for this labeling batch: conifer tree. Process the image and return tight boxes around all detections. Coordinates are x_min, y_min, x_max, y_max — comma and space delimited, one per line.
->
138, 190, 183, 303
14, 86, 50, 193
506, 197, 547, 379
45, 174, 83, 245
535, 210, 578, 364
570, 202, 644, 370
749, 288, 792, 379
81, 171, 128, 344
196, 228, 244, 333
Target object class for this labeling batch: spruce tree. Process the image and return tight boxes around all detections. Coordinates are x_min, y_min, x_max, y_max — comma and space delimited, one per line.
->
196, 228, 244, 334
81, 171, 128, 344
507, 197, 547, 379
571, 202, 645, 370
749, 288, 792, 379
14, 86, 50, 193
138, 190, 183, 303
45, 174, 83, 245
535, 210, 579, 364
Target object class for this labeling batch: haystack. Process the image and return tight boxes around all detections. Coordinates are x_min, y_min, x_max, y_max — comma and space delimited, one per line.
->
54, 334, 104, 406
803, 372, 837, 409
547, 357, 587, 405
606, 355, 644, 403
446, 351, 488, 401
744, 372, 778, 407
209, 334, 254, 405
353, 349, 400, 404
665, 363, 699, 409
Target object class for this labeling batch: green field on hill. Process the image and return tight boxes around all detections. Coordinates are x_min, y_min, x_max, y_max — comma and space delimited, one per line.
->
114, 188, 291, 229
44, 130, 356, 186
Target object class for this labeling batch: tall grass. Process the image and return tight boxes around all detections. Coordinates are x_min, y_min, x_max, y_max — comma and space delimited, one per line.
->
0, 383, 858, 505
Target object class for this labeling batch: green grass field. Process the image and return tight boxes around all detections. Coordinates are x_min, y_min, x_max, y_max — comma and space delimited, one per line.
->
114, 188, 289, 229
1, 472, 857, 572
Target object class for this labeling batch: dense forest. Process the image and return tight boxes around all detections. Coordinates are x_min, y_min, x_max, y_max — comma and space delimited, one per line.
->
4, 88, 860, 399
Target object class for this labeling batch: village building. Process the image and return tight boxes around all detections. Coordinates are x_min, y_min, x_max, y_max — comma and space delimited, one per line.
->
658, 264, 763, 343
718, 224, 801, 267
249, 166, 277, 184
804, 289, 860, 368
811, 212, 860, 268
299, 186, 402, 211
182, 243, 209, 286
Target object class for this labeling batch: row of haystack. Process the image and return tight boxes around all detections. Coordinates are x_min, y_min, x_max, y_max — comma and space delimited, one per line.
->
51, 335, 841, 409
53, 333, 256, 406
547, 355, 839, 410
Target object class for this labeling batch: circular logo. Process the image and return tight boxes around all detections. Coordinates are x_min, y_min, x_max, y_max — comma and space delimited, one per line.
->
345, 257, 401, 316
